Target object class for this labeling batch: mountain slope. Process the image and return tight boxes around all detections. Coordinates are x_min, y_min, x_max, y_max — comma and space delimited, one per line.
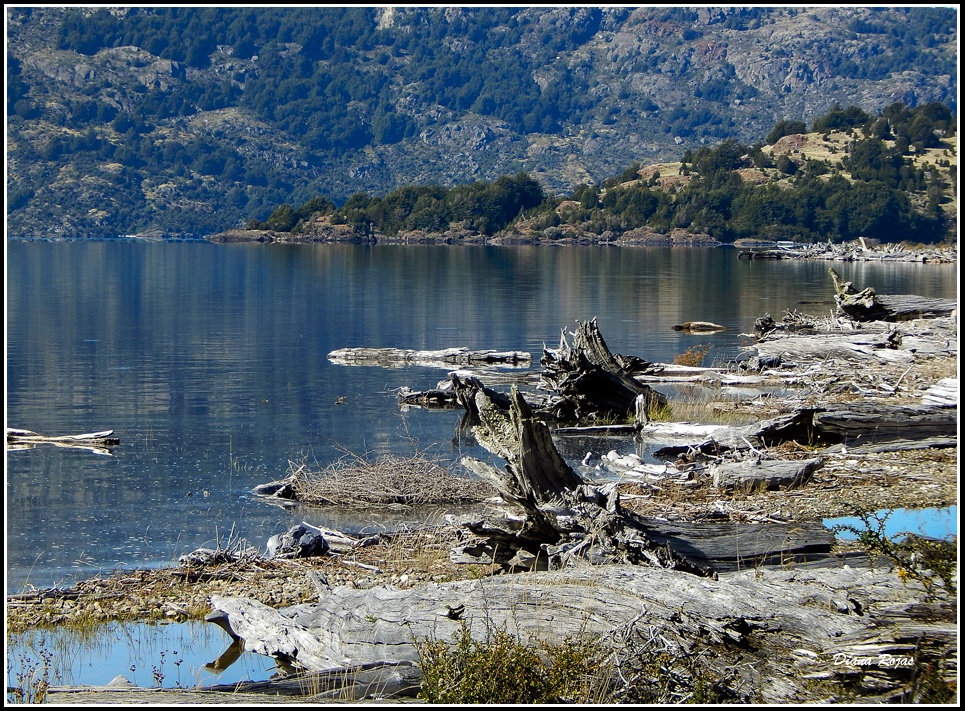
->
5, 6, 958, 238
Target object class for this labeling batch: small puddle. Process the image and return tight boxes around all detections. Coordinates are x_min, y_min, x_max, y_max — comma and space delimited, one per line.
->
6, 619, 278, 696
824, 506, 958, 541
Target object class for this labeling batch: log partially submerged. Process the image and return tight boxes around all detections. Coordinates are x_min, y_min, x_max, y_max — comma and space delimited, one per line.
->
6, 428, 120, 455
672, 320, 727, 333
829, 268, 957, 322
327, 346, 531, 368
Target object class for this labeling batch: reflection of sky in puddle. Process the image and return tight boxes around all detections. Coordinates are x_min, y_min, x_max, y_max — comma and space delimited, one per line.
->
7, 620, 277, 693
824, 506, 958, 541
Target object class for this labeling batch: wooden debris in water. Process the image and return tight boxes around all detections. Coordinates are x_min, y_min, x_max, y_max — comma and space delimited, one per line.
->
327, 346, 531, 368
6, 428, 119, 455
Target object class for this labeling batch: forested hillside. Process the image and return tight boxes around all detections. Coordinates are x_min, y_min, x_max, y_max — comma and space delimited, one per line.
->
5, 6, 958, 239
239, 103, 957, 246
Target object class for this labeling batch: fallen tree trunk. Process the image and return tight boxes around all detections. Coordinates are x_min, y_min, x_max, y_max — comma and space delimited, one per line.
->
810, 403, 958, 443
829, 268, 957, 322
327, 346, 531, 368
539, 318, 667, 421
207, 563, 955, 703
653, 402, 957, 457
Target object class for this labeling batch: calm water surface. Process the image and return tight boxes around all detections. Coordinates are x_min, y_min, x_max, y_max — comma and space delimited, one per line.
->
6, 240, 958, 591
5, 240, 957, 688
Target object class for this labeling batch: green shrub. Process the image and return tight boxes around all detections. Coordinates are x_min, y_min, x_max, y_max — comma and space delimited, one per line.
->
416, 621, 614, 703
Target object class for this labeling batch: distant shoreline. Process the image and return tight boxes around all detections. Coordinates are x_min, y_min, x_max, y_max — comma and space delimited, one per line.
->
8, 232, 957, 265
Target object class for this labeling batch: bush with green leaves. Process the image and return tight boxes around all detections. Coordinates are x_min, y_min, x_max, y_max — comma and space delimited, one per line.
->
416, 621, 615, 704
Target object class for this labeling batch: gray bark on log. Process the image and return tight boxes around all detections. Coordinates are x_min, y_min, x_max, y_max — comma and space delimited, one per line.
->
207, 563, 955, 703
654, 402, 956, 456
829, 268, 957, 322
710, 456, 825, 491
810, 403, 958, 443
921, 378, 958, 407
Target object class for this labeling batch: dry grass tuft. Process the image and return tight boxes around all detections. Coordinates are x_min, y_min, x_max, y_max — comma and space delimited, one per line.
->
290, 449, 495, 508
672, 343, 711, 368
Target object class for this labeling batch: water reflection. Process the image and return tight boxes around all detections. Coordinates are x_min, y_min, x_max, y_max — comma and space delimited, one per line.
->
6, 241, 957, 592
6, 620, 277, 695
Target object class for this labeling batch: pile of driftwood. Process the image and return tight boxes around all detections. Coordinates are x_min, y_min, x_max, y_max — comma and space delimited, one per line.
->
212, 371, 954, 699
738, 239, 957, 264
829, 267, 957, 322
396, 318, 667, 429
212, 274, 956, 701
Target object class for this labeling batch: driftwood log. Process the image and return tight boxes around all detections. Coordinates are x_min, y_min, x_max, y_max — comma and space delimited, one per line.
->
539, 318, 667, 422
6, 428, 120, 455
207, 563, 955, 703
672, 320, 727, 333
829, 268, 957, 322
652, 402, 957, 459
709, 456, 825, 491
327, 346, 531, 368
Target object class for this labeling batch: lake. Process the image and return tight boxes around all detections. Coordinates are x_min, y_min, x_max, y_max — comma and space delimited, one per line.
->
6, 240, 959, 591
4, 239, 957, 689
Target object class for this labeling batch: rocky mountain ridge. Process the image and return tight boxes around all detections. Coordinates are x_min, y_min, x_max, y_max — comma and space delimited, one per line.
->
5, 6, 957, 238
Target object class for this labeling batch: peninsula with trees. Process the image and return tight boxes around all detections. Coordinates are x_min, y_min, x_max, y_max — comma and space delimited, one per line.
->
214, 102, 957, 248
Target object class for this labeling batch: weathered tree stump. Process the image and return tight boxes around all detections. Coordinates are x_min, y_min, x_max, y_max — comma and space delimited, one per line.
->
539, 318, 667, 421
454, 383, 735, 576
